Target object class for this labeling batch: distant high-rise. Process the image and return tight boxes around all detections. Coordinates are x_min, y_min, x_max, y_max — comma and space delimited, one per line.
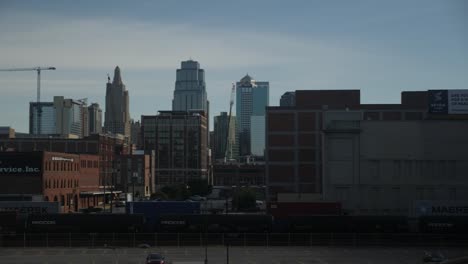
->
213, 112, 238, 161
236, 74, 269, 156
29, 97, 87, 138
54, 96, 86, 138
280, 91, 296, 107
104, 66, 131, 139
172, 60, 208, 113
172, 60, 209, 144
29, 102, 56, 135
88, 103, 102, 135
130, 119, 141, 147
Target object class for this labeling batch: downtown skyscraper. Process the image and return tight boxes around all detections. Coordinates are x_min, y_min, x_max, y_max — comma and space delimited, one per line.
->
236, 74, 269, 157
104, 66, 131, 139
172, 59, 210, 148
172, 60, 208, 114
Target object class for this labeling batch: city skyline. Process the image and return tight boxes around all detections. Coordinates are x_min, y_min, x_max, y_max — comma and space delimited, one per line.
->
0, 0, 467, 133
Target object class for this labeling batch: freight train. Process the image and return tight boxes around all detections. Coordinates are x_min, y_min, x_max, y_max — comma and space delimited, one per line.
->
11, 214, 468, 234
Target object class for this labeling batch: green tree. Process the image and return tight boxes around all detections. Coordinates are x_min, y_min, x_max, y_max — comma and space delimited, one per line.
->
160, 184, 191, 200
232, 187, 256, 211
150, 191, 168, 200
187, 179, 212, 196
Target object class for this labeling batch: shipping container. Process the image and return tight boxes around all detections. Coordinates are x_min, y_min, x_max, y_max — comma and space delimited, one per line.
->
158, 213, 273, 233
27, 213, 145, 233
126, 201, 200, 231
268, 202, 341, 217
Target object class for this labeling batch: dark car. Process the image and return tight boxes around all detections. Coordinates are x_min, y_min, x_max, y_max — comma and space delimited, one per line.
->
146, 253, 166, 264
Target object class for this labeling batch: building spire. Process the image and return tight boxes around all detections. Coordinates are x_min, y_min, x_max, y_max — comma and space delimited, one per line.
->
113, 66, 122, 85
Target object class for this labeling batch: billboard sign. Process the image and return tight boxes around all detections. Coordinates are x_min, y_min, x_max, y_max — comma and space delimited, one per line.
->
413, 200, 468, 217
0, 152, 42, 175
429, 90, 468, 114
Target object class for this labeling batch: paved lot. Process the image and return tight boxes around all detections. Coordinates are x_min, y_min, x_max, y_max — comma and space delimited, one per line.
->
0, 246, 467, 264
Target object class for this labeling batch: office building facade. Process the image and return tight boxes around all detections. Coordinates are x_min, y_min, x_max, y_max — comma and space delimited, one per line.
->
104, 66, 131, 139
236, 74, 269, 157
213, 112, 238, 161
142, 111, 207, 186
88, 103, 102, 135
29, 102, 56, 135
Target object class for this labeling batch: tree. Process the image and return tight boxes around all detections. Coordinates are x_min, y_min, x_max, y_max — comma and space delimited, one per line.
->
160, 184, 191, 200
187, 179, 212, 196
150, 191, 168, 200
232, 187, 256, 211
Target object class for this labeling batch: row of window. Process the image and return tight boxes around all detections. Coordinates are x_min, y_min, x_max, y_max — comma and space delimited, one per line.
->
80, 160, 99, 168
45, 161, 78, 172
44, 178, 79, 189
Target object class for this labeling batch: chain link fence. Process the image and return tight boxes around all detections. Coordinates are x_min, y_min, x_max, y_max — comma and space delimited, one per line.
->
1, 233, 467, 247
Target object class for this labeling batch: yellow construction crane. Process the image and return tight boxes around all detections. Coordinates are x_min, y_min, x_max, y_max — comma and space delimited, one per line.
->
0, 67, 56, 134
224, 83, 236, 162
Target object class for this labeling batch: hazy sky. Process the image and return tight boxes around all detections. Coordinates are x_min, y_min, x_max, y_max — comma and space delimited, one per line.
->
0, 0, 466, 132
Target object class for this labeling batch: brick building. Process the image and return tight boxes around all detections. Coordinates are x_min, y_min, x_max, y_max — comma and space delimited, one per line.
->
266, 89, 468, 215
0, 134, 130, 189
0, 151, 101, 212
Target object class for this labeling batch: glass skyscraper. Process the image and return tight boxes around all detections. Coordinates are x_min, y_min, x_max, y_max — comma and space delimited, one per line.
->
236, 74, 269, 157
29, 102, 56, 135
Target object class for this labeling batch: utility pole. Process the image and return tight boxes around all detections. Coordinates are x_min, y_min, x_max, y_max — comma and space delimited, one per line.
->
0, 67, 56, 134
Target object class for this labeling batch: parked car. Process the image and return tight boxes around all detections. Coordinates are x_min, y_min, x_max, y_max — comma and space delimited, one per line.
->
423, 251, 447, 263
146, 253, 166, 264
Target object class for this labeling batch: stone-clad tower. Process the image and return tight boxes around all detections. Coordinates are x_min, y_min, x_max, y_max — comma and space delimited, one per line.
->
104, 66, 130, 138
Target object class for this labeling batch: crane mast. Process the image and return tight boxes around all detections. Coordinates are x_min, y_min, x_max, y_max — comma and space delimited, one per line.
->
0, 67, 56, 134
224, 83, 236, 162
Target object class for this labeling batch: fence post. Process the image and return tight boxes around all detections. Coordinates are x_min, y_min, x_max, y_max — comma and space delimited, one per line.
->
69, 233, 72, 248
23, 232, 26, 248
353, 233, 357, 247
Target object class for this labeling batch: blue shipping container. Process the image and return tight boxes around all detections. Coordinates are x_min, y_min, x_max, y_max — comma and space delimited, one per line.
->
126, 201, 200, 231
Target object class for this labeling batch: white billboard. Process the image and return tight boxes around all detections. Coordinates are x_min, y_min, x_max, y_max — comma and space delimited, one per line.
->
448, 90, 468, 114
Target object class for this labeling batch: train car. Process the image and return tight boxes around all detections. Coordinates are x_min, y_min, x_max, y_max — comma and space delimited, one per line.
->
27, 213, 145, 233
0, 212, 18, 234
351, 216, 408, 233
419, 216, 468, 234
158, 214, 273, 233
273, 215, 408, 233
127, 201, 200, 232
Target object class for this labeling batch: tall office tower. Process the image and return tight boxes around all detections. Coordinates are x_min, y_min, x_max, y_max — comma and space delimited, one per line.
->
213, 112, 238, 161
280, 91, 296, 107
130, 119, 141, 147
172, 60, 209, 145
88, 103, 103, 135
29, 102, 56, 135
81, 103, 89, 137
141, 111, 208, 186
53, 96, 86, 138
236, 74, 269, 157
104, 66, 131, 139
